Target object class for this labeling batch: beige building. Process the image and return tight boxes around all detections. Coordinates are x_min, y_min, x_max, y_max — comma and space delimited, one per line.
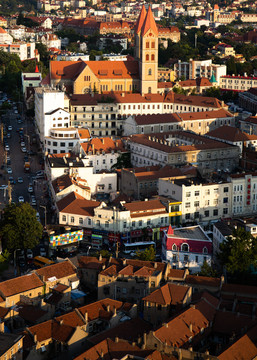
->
0, 273, 44, 308
220, 75, 257, 92
0, 333, 24, 360
127, 131, 240, 175
142, 283, 192, 326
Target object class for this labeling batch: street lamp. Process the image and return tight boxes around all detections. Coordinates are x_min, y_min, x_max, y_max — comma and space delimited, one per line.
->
87, 246, 91, 256
40, 205, 47, 228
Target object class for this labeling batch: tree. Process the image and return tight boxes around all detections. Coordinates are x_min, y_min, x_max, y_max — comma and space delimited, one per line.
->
135, 245, 156, 261
0, 203, 43, 251
218, 228, 257, 275
111, 153, 132, 170
198, 261, 218, 277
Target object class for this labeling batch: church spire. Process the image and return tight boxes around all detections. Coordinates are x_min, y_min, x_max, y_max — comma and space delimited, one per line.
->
135, 5, 147, 34
141, 5, 158, 37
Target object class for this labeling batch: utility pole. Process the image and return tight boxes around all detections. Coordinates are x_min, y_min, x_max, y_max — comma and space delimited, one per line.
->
8, 181, 12, 204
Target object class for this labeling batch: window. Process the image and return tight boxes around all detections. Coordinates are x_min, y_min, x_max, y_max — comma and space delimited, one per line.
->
151, 54, 155, 61
139, 220, 142, 226
223, 197, 228, 203
79, 218, 83, 224
186, 192, 191, 197
204, 210, 209, 217
213, 209, 218, 216
60, 142, 65, 147
148, 87, 151, 93
146, 41, 149, 48
203, 247, 208, 254
151, 41, 155, 48
194, 201, 199, 207
224, 187, 229, 193
146, 54, 149, 61
185, 202, 190, 208
122, 288, 127, 294
195, 191, 200, 196
71, 216, 75, 223
172, 244, 177, 251
88, 218, 91, 225
148, 68, 152, 76
62, 215, 66, 221
195, 256, 198, 263
181, 243, 189, 252
223, 208, 228, 215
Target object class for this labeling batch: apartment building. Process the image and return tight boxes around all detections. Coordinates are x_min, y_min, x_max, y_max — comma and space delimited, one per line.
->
239, 88, 257, 113
240, 116, 257, 136
212, 43, 236, 58
120, 164, 197, 200
162, 225, 212, 273
0, 42, 37, 61
57, 196, 169, 244
127, 131, 240, 175
123, 109, 234, 136
220, 75, 257, 92
158, 177, 232, 224
0, 334, 24, 360
174, 59, 226, 84
229, 171, 257, 215
0, 27, 13, 43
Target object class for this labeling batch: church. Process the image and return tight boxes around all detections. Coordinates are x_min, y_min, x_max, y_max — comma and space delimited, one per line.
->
47, 6, 168, 96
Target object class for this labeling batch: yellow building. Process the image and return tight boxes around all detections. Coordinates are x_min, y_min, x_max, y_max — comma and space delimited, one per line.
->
48, 6, 163, 96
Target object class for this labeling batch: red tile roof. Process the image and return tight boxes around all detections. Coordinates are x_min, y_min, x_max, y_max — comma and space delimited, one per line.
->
141, 6, 158, 36
142, 283, 190, 305
185, 275, 221, 288
78, 298, 129, 321
57, 192, 100, 216
36, 260, 76, 281
81, 137, 126, 154
0, 273, 43, 298
206, 125, 257, 142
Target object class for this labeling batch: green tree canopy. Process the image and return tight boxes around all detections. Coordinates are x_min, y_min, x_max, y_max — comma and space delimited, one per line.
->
0, 203, 43, 251
135, 246, 156, 261
111, 153, 132, 170
218, 228, 257, 275
198, 261, 218, 277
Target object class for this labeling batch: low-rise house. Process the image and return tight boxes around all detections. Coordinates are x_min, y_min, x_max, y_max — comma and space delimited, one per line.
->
0, 333, 24, 360
162, 225, 212, 273
177, 78, 213, 94
0, 273, 44, 308
212, 221, 233, 259
97, 259, 169, 302
166, 268, 189, 283
239, 88, 257, 114
185, 275, 224, 293
144, 293, 218, 351
35, 260, 78, 294
142, 283, 192, 326
240, 115, 257, 136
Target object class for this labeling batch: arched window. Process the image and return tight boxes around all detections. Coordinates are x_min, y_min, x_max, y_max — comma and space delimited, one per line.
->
148, 87, 151, 94
151, 41, 155, 48
181, 243, 189, 252
151, 54, 155, 61
148, 68, 152, 76
146, 54, 149, 61
203, 247, 208, 254
146, 41, 149, 48
172, 244, 177, 251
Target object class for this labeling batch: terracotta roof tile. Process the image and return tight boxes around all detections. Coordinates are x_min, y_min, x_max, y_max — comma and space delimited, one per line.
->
81, 137, 126, 154
141, 6, 158, 36
0, 273, 43, 298
219, 324, 257, 360
56, 310, 85, 327
36, 260, 76, 281
213, 310, 257, 335
185, 275, 221, 288
135, 5, 147, 34
206, 125, 257, 142
143, 283, 190, 305
222, 283, 257, 297
78, 298, 126, 321
57, 192, 100, 216
167, 269, 187, 280
123, 199, 166, 213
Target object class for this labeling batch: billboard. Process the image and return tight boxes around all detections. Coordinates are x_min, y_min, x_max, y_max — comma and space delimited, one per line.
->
50, 229, 83, 247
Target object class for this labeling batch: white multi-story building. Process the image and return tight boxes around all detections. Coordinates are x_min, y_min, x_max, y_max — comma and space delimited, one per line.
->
229, 172, 257, 216
7, 26, 25, 40
162, 225, 212, 273
0, 42, 36, 61
38, 33, 61, 50
158, 177, 232, 225
220, 75, 257, 92
174, 59, 227, 84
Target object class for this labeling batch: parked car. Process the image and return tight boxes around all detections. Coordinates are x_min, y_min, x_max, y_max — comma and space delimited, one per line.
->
26, 249, 33, 259
18, 196, 24, 203
21, 147, 27, 153
28, 185, 33, 193
7, 167, 12, 174
39, 245, 47, 257
17, 177, 23, 183
9, 176, 15, 185
7, 125, 12, 131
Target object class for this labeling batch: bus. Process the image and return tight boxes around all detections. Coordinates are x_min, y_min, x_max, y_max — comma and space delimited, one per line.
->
33, 256, 55, 268
123, 241, 156, 255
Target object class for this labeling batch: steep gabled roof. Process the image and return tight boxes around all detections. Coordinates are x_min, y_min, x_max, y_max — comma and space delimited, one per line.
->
141, 6, 158, 37
142, 283, 190, 305
135, 5, 147, 34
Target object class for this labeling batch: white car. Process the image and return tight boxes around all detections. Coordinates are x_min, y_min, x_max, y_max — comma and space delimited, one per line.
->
39, 246, 47, 257
7, 168, 12, 174
0, 185, 8, 189
26, 249, 33, 259
28, 186, 33, 193
21, 147, 27, 153
31, 198, 37, 206
20, 142, 25, 147
17, 177, 23, 183
8, 125, 12, 131
18, 196, 24, 203
5, 145, 9, 152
